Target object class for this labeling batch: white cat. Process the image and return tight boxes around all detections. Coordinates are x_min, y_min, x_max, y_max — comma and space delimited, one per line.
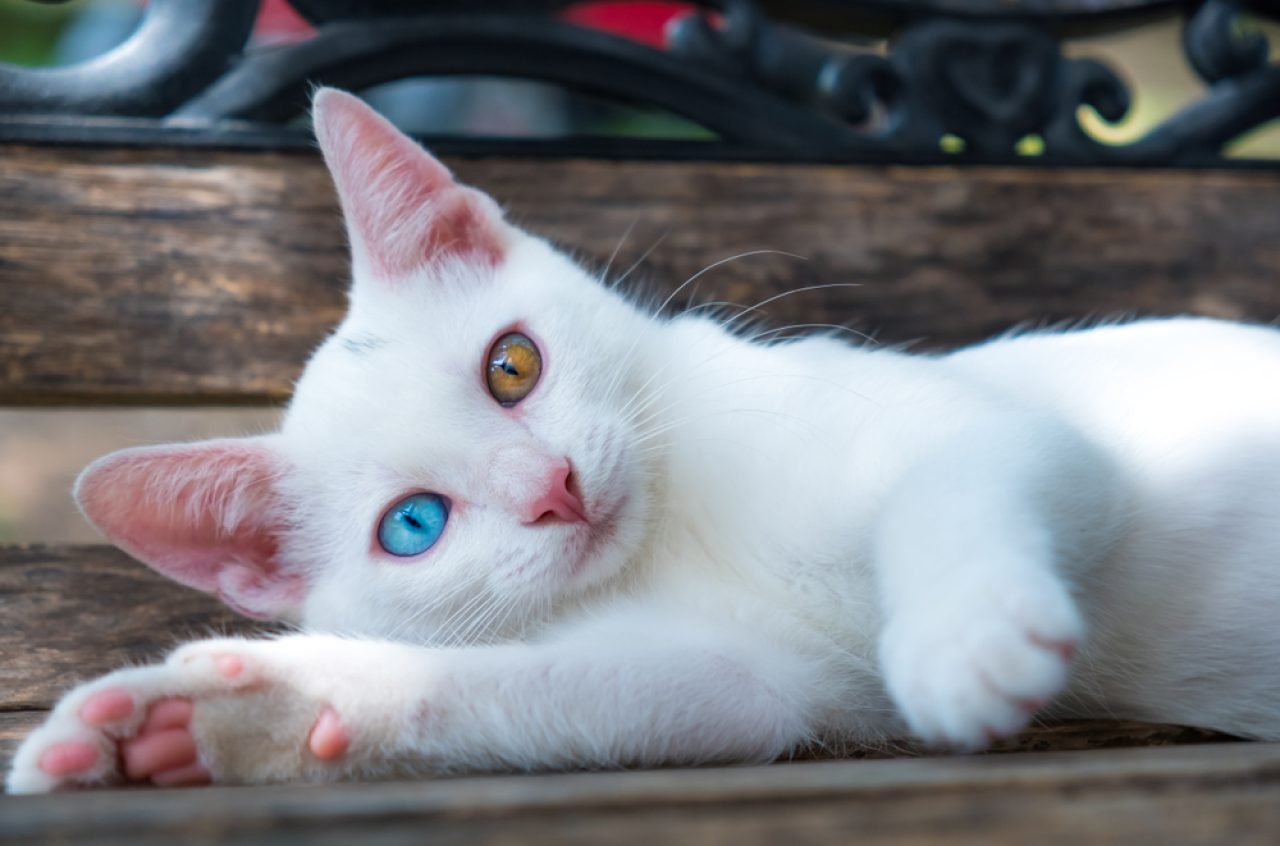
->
8, 88, 1280, 793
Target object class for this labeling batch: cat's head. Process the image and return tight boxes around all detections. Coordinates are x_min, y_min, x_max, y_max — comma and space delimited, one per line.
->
74, 88, 662, 642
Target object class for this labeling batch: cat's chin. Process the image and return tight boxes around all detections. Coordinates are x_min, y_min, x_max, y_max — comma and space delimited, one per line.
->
552, 490, 634, 591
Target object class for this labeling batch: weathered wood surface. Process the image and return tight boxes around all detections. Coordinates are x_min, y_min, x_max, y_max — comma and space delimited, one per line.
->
0, 544, 1236, 778
1, 742, 1278, 845
0, 713, 41, 778
0, 544, 266, 711
3, 145, 1279, 404
0, 544, 268, 776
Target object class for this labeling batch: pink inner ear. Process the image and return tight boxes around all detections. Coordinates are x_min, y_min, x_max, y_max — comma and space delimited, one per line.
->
75, 440, 306, 620
312, 88, 507, 278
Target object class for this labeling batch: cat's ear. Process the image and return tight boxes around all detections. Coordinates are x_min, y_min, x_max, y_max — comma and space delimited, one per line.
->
74, 437, 306, 621
311, 87, 510, 279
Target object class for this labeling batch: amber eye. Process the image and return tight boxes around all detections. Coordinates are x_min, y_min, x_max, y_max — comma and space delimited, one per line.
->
486, 332, 543, 406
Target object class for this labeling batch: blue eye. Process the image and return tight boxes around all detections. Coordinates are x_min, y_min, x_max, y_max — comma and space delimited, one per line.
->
377, 493, 449, 557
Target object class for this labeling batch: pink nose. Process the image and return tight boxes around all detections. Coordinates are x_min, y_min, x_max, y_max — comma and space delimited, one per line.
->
524, 462, 588, 525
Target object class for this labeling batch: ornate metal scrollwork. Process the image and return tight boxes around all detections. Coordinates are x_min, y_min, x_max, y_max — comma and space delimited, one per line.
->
0, 0, 1275, 166
1185, 0, 1272, 82
672, 0, 1278, 164
171, 12, 854, 150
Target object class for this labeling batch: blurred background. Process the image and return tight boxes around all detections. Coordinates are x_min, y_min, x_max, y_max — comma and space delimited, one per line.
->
1, 0, 1277, 542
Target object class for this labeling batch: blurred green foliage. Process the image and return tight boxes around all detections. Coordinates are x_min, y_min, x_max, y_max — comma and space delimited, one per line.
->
0, 0, 81, 66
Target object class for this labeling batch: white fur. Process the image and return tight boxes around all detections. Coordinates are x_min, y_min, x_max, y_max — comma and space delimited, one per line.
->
11, 98, 1280, 792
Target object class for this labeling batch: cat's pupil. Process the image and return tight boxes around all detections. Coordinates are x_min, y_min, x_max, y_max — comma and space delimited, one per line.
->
502, 361, 519, 376
403, 512, 423, 530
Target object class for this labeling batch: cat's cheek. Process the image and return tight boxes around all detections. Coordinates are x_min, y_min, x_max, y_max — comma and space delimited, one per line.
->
560, 488, 645, 593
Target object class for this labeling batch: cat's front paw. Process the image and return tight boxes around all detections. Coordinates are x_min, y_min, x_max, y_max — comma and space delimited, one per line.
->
6, 637, 371, 793
879, 572, 1082, 750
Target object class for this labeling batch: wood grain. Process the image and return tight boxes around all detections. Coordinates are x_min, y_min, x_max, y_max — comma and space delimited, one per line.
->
3, 145, 1279, 404
0, 545, 266, 711
0, 712, 41, 776
2, 742, 1279, 845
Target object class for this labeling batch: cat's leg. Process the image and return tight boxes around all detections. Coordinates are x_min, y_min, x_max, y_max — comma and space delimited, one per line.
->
7, 615, 821, 792
871, 414, 1122, 750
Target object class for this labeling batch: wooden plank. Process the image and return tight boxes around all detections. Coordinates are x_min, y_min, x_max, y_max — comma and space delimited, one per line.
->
0, 712, 41, 777
1, 742, 1278, 845
3, 145, 1279, 404
0, 544, 1234, 778
0, 545, 264, 711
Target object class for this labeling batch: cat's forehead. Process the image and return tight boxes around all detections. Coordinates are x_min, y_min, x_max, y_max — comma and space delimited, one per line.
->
287, 328, 482, 446
346, 238, 584, 333
286, 282, 536, 442
283, 235, 632, 458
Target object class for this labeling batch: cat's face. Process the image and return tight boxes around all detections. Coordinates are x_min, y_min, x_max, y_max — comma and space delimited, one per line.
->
282, 233, 658, 641
73, 89, 661, 642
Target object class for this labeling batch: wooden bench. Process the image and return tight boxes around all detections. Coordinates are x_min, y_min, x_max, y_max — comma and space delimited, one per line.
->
3, 142, 1280, 842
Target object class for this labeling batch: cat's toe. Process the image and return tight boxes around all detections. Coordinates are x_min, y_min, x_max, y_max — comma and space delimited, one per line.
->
122, 723, 200, 781
169, 640, 266, 688
37, 740, 101, 777
931, 675, 1031, 750
79, 688, 138, 726
881, 581, 1082, 750
5, 719, 117, 794
117, 698, 206, 784
307, 705, 352, 761
968, 614, 1078, 703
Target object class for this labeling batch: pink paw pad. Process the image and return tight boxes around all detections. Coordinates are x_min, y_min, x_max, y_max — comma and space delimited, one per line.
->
307, 706, 350, 761
214, 654, 245, 679
79, 688, 135, 725
142, 698, 194, 733
122, 728, 198, 780
39, 741, 98, 777
1030, 634, 1078, 662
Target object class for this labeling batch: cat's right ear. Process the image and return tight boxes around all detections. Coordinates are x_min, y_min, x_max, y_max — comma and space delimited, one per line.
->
311, 87, 511, 281
74, 437, 307, 621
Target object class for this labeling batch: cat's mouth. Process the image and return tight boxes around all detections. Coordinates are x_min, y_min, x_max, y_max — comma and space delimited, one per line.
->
560, 491, 628, 581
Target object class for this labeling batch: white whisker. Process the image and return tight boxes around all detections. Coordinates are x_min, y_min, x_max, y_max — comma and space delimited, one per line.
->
599, 218, 638, 287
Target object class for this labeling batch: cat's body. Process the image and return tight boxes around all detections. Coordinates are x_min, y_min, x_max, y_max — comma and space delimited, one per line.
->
8, 90, 1279, 793
951, 319, 1280, 735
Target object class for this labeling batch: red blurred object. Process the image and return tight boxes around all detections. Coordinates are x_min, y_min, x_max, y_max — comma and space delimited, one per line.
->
138, 1, 697, 51
562, 2, 698, 50
254, 0, 316, 45
134, 0, 315, 45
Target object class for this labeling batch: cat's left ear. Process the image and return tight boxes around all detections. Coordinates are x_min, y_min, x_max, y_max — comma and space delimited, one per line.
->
74, 437, 307, 621
311, 87, 511, 280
